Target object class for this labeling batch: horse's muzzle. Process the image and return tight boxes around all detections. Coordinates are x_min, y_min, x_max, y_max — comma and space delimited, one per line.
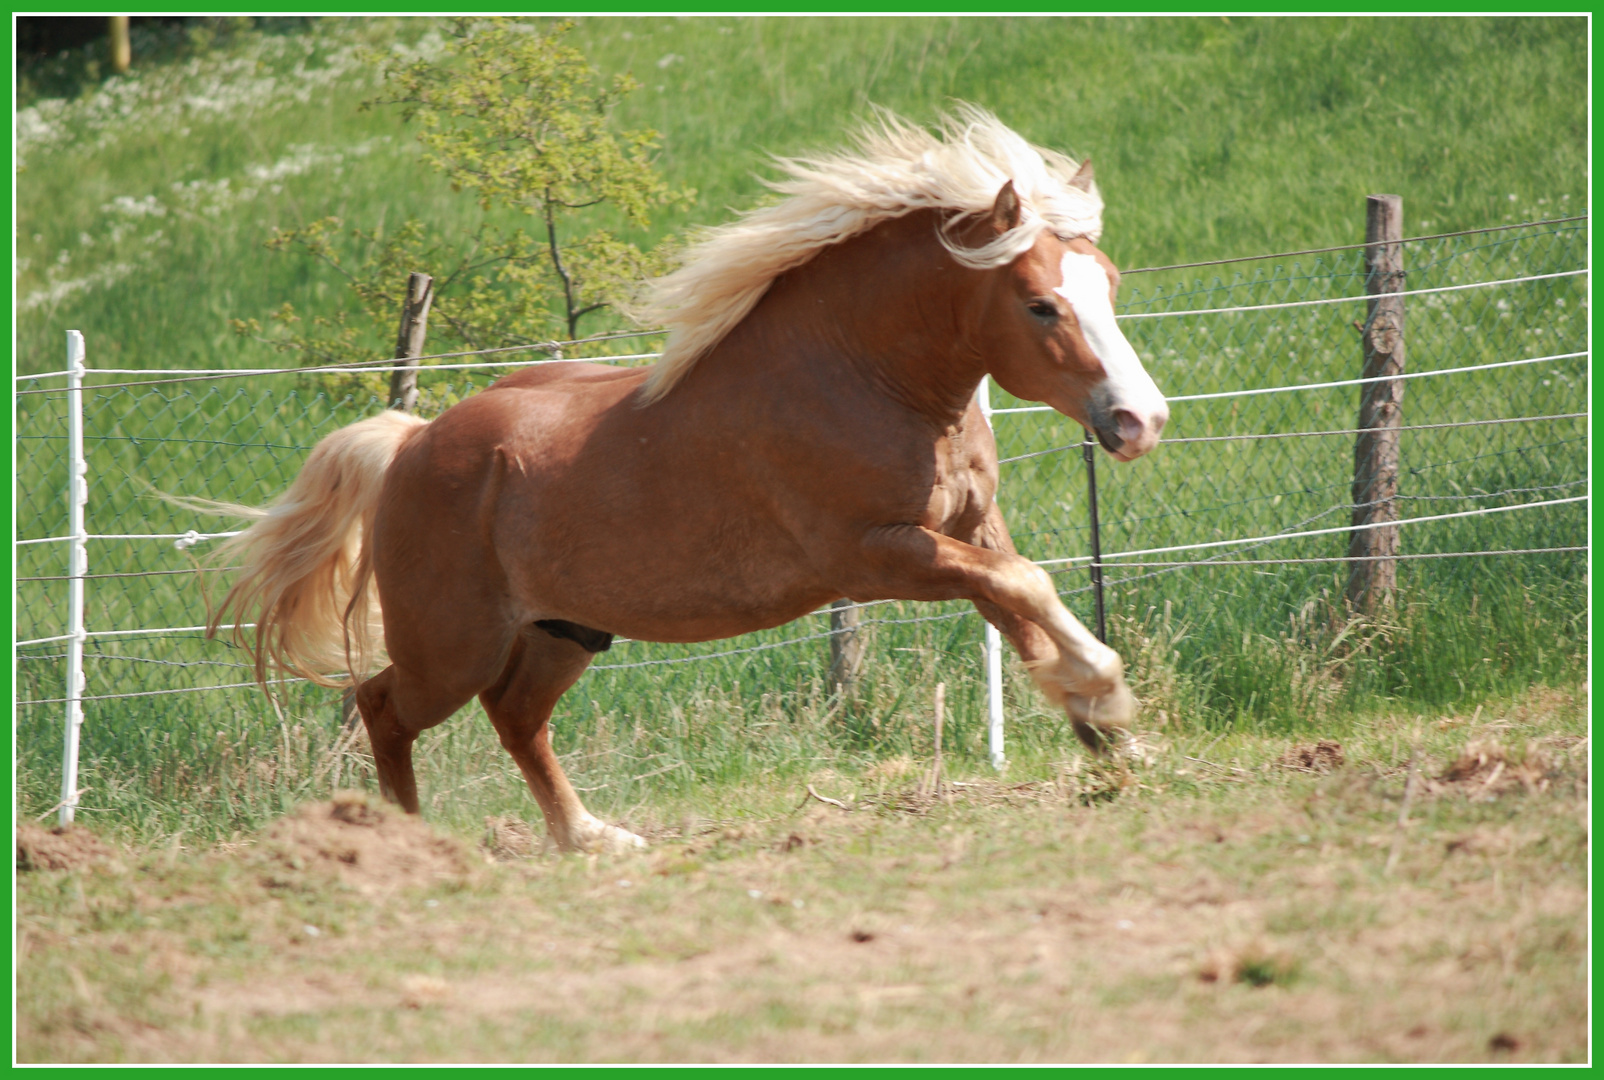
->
1093, 424, 1124, 456
1092, 403, 1167, 462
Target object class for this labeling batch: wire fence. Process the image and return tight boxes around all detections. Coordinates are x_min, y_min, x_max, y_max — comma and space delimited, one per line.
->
14, 214, 1588, 820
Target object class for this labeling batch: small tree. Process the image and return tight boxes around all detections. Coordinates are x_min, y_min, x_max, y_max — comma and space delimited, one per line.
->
234, 18, 690, 408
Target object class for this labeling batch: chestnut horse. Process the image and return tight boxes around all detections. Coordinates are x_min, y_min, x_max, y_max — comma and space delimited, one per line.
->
208, 109, 1167, 852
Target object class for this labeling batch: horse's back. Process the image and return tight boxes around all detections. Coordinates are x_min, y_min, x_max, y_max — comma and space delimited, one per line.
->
419, 361, 651, 466
486, 360, 649, 395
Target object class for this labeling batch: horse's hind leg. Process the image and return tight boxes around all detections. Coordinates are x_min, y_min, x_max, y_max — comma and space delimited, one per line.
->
479, 630, 646, 854
355, 664, 477, 813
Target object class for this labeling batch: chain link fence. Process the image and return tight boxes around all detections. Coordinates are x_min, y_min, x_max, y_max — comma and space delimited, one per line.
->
15, 214, 1588, 822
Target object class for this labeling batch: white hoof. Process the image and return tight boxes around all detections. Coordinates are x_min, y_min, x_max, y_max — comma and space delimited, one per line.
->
1064, 681, 1137, 727
1027, 646, 1126, 707
568, 817, 648, 854
1063, 681, 1136, 755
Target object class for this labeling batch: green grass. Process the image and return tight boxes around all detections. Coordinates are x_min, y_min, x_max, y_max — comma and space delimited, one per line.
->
13, 16, 1589, 844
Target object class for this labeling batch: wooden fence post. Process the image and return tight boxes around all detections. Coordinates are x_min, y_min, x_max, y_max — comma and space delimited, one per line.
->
1347, 194, 1406, 612
387, 271, 435, 413
828, 599, 863, 698
108, 17, 131, 74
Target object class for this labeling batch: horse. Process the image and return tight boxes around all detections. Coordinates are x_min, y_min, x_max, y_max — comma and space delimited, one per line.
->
205, 107, 1168, 853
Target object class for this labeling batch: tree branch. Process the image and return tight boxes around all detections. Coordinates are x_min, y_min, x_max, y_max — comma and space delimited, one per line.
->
543, 191, 584, 340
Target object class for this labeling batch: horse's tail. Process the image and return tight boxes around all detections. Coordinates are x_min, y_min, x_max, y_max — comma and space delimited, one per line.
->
190, 410, 429, 691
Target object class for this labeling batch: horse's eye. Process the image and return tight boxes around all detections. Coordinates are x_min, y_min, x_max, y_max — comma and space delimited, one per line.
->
1027, 298, 1059, 319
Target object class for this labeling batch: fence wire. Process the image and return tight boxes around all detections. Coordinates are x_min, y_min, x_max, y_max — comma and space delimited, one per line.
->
14, 217, 1589, 799
993, 218, 1587, 582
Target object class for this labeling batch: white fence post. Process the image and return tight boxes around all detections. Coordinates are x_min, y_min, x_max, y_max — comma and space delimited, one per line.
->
978, 376, 1006, 770
60, 330, 89, 827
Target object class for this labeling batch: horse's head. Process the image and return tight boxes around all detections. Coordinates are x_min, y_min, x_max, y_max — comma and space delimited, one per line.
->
974, 179, 1168, 462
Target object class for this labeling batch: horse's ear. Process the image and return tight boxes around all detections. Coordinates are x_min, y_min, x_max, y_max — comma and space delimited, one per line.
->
1068, 157, 1095, 193
989, 180, 1022, 233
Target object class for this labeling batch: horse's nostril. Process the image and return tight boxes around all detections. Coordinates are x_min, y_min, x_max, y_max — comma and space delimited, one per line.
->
1112, 408, 1145, 444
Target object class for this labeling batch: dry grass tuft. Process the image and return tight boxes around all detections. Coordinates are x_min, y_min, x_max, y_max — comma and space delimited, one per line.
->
863, 756, 917, 782
399, 974, 452, 1010
859, 777, 1075, 816
1198, 942, 1300, 988
482, 815, 543, 862
1437, 739, 1554, 797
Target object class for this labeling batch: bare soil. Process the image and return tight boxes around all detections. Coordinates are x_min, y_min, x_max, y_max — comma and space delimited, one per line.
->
17, 822, 120, 872
258, 791, 484, 898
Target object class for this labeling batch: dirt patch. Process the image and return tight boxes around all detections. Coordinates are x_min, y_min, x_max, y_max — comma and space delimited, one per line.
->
16, 686, 1587, 1064
1276, 740, 1345, 773
16, 822, 119, 872
1436, 739, 1554, 797
260, 791, 481, 896
856, 773, 1133, 817
1440, 824, 1538, 857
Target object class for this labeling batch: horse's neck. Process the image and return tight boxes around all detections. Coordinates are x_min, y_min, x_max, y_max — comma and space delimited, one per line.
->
750, 212, 988, 428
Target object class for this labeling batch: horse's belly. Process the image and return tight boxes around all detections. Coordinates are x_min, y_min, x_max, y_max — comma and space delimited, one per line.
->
515, 529, 836, 645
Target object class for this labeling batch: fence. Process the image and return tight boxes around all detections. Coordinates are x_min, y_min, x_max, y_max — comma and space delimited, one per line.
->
15, 211, 1588, 827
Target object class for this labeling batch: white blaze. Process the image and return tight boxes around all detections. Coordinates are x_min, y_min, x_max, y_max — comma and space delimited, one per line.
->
1052, 251, 1167, 457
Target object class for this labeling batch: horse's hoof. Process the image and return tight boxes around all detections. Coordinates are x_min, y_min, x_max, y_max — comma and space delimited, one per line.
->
568, 817, 648, 854
1064, 681, 1136, 725
1070, 719, 1125, 755
598, 825, 648, 854
1063, 682, 1135, 754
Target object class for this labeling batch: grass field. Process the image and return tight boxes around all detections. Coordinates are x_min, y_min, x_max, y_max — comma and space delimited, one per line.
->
11, 20, 1591, 1060
15, 17, 1588, 372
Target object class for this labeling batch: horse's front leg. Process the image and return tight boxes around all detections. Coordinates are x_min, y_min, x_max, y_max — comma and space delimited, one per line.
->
961, 503, 1132, 750
856, 518, 1134, 750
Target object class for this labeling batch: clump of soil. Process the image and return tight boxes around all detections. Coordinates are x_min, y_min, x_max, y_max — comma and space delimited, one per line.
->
16, 822, 119, 871
1438, 739, 1552, 796
260, 791, 481, 896
1276, 740, 1345, 773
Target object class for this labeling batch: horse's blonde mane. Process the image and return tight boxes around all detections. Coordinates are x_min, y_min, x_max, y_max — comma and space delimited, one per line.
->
634, 105, 1103, 405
